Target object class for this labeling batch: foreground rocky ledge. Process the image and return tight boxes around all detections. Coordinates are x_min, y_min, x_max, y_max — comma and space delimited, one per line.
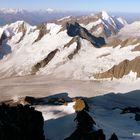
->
0, 104, 45, 140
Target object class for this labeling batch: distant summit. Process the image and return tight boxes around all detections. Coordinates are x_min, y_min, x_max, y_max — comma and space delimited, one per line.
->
100, 11, 110, 20
0, 8, 25, 14
55, 11, 127, 38
46, 8, 55, 13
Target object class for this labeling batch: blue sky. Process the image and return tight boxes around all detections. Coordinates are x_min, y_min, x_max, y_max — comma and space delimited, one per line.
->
0, 0, 140, 13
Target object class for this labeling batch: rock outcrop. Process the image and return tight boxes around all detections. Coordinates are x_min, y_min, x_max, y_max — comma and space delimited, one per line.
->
65, 99, 97, 140
1, 93, 72, 106
0, 104, 45, 140
107, 38, 140, 48
33, 23, 48, 43
95, 57, 140, 79
31, 49, 58, 74
64, 37, 81, 60
121, 107, 140, 121
65, 98, 120, 140
0, 31, 7, 45
16, 22, 27, 43
66, 22, 106, 47
109, 133, 118, 140
64, 110, 97, 140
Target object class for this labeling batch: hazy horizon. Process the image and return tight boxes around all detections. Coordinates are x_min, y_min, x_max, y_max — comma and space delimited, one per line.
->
0, 0, 140, 13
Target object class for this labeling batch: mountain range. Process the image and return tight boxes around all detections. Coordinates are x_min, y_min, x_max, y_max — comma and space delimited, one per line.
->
0, 11, 140, 81
0, 8, 90, 26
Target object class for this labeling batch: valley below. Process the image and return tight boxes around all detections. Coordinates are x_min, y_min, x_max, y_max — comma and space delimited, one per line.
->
0, 75, 112, 101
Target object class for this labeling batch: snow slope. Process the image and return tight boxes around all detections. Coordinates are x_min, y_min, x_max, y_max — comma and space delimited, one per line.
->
41, 39, 140, 80
35, 89, 140, 140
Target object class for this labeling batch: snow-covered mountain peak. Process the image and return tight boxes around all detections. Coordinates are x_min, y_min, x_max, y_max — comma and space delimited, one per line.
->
46, 8, 55, 13
100, 10, 110, 20
55, 11, 127, 38
0, 20, 36, 44
7, 20, 31, 28
38, 8, 56, 13
3, 20, 35, 35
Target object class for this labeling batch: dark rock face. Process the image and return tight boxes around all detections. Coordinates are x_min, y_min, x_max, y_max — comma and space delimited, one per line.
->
66, 22, 106, 48
135, 113, 140, 121
65, 99, 105, 140
16, 22, 27, 43
65, 126, 106, 140
64, 99, 120, 140
33, 23, 48, 43
65, 37, 81, 60
121, 107, 140, 114
66, 22, 79, 37
0, 32, 7, 45
121, 107, 140, 121
64, 110, 96, 140
24, 95, 72, 105
109, 133, 118, 140
75, 110, 96, 129
91, 129, 106, 140
31, 49, 58, 74
65, 129, 106, 140
0, 32, 12, 59
1, 93, 72, 106
0, 104, 45, 140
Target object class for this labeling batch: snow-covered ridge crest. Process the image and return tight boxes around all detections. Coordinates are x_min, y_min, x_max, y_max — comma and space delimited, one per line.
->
0, 20, 36, 41
100, 10, 110, 20
57, 11, 127, 38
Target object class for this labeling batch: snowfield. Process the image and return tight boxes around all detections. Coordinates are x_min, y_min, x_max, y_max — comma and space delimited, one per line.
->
0, 11, 129, 80
37, 91, 140, 140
